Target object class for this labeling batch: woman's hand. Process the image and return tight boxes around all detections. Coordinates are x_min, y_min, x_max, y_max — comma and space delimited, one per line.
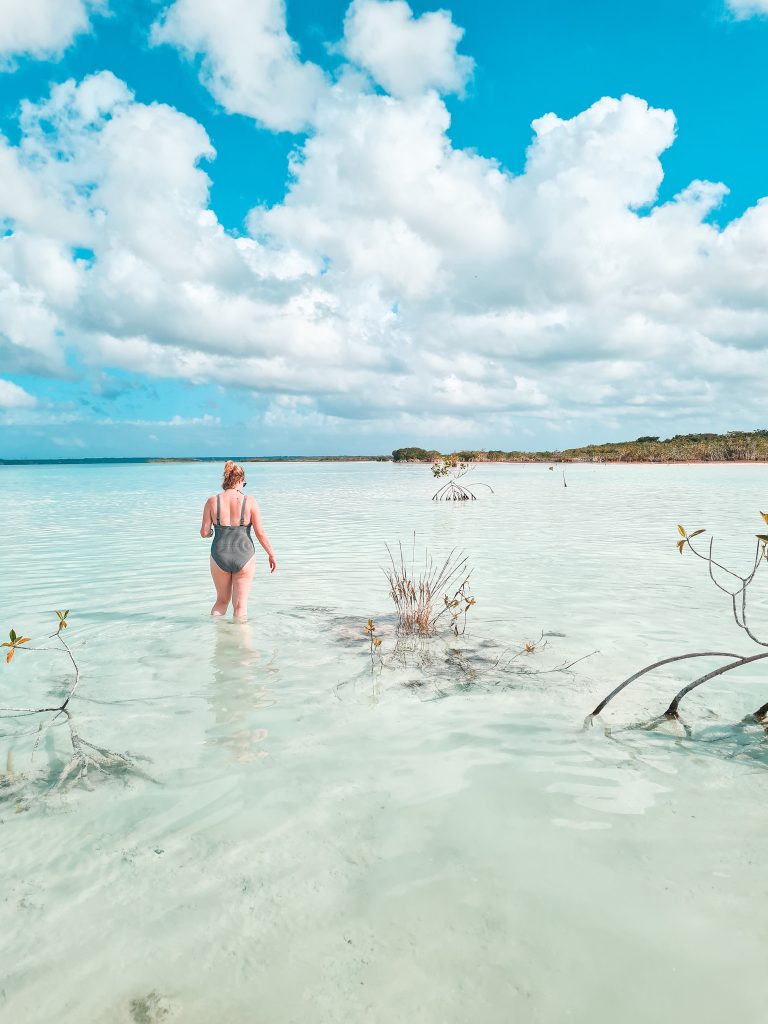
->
268, 554, 277, 573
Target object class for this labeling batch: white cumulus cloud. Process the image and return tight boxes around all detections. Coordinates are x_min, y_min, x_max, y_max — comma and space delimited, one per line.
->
0, 0, 104, 67
342, 0, 473, 97
0, 378, 36, 408
3, 1, 768, 444
151, 0, 327, 132
725, 0, 768, 18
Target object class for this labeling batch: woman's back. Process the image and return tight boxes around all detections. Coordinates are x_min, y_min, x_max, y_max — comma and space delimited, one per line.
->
210, 490, 253, 575
202, 460, 277, 621
213, 489, 250, 527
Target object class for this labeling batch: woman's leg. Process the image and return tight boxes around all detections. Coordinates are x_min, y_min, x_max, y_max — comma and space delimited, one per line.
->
210, 557, 233, 616
231, 556, 256, 622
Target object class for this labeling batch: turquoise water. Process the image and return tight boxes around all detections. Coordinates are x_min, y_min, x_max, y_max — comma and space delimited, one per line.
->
1, 462, 767, 1023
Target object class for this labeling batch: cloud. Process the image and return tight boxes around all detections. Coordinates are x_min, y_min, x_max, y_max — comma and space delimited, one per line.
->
0, 379, 36, 409
3, 2, 768, 445
52, 434, 86, 447
151, 0, 326, 132
725, 0, 768, 18
98, 414, 221, 427
342, 0, 473, 98
0, 0, 104, 68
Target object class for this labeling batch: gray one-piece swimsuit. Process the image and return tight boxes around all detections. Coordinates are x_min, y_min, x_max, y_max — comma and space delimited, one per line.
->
211, 493, 255, 573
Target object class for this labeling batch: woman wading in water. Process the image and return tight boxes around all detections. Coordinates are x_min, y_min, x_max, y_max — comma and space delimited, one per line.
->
200, 461, 277, 620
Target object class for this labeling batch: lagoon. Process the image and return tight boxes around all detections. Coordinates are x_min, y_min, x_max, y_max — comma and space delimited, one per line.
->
1, 462, 767, 1023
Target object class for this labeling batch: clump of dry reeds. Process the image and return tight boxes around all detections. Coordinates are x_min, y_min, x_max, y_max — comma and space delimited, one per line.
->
384, 540, 475, 636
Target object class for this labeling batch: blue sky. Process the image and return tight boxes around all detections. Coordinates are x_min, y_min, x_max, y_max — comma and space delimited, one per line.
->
2, 0, 768, 457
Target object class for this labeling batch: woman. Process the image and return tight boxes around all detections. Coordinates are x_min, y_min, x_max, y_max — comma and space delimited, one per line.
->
200, 461, 277, 621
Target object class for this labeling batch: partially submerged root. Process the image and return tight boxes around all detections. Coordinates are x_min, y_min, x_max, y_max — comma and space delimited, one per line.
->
55, 712, 155, 790
430, 457, 494, 501
2, 612, 154, 797
586, 650, 768, 731
588, 520, 768, 733
432, 480, 476, 501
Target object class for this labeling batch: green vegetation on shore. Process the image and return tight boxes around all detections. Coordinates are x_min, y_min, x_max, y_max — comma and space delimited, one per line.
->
5, 431, 768, 467
392, 430, 768, 464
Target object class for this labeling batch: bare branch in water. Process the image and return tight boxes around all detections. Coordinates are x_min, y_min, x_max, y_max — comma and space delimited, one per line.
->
1, 611, 153, 795
584, 651, 744, 725
589, 513, 768, 728
662, 651, 768, 719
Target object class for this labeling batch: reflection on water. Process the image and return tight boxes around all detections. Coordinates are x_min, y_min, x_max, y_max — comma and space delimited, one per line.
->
206, 621, 278, 762
1, 462, 768, 1024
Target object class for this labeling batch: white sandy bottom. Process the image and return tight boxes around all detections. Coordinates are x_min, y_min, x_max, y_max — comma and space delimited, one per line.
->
1, 462, 767, 1023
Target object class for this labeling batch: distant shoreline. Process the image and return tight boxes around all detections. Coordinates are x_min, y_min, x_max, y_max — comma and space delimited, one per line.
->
397, 459, 768, 466
0, 456, 390, 466
3, 456, 768, 467
7, 431, 768, 466
480, 459, 768, 466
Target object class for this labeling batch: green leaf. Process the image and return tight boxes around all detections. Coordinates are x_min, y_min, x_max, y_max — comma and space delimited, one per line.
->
677, 525, 687, 538
688, 529, 706, 539
9, 628, 16, 642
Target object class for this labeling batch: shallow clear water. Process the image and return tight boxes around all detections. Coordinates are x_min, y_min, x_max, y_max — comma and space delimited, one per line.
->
1, 462, 767, 1023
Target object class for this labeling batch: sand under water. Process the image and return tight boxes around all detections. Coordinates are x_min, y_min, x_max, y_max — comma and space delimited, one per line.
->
1, 461, 766, 1023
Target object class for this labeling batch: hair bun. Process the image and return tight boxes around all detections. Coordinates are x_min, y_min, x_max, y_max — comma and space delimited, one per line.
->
222, 460, 244, 489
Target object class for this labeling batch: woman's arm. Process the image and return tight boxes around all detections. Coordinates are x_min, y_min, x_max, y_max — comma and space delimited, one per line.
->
250, 499, 277, 572
200, 497, 214, 538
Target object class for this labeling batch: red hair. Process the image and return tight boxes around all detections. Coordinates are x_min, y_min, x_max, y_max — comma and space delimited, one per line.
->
222, 460, 244, 489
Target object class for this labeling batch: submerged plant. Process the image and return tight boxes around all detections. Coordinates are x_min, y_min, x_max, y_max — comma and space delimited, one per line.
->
0, 610, 152, 798
383, 539, 476, 636
586, 513, 768, 731
431, 456, 494, 501
355, 542, 596, 699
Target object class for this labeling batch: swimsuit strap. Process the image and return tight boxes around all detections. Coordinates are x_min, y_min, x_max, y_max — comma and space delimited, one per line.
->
239, 493, 247, 526
216, 494, 221, 525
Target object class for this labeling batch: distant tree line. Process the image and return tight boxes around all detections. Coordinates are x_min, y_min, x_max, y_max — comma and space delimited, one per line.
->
392, 430, 768, 464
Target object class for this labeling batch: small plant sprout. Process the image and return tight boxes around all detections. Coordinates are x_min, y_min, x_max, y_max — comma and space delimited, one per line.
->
363, 618, 384, 664
443, 591, 476, 636
55, 609, 70, 631
675, 524, 705, 554
587, 511, 768, 729
2, 629, 31, 665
